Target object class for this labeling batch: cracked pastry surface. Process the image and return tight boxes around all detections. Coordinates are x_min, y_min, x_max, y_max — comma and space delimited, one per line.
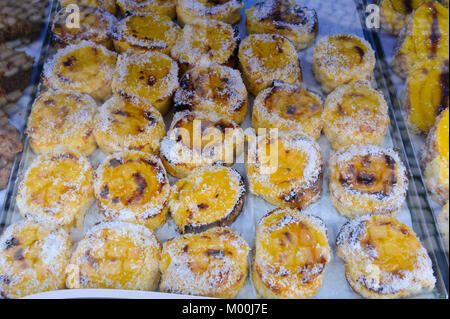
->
176, 0, 243, 26
116, 0, 176, 19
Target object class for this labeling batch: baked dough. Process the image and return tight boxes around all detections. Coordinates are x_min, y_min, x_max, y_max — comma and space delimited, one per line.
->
59, 0, 117, 15
116, 0, 176, 19
176, 0, 243, 26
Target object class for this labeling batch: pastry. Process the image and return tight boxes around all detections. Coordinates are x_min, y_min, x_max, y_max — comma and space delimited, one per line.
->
94, 151, 171, 230
379, 0, 427, 36
160, 227, 249, 298
27, 89, 97, 156
312, 34, 375, 93
176, 0, 243, 27
0, 109, 23, 190
174, 63, 248, 124
238, 33, 302, 96
59, 0, 117, 15
169, 165, 245, 233
116, 0, 176, 19
329, 145, 409, 218
0, 44, 34, 96
252, 208, 330, 299
336, 215, 436, 298
16, 147, 95, 230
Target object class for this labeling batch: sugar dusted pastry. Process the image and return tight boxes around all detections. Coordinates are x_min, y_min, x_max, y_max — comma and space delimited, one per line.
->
174, 63, 248, 124
111, 51, 178, 115
379, 0, 426, 36
176, 0, 243, 27
59, 0, 117, 15
252, 83, 323, 140
94, 96, 165, 155
52, 5, 117, 49
438, 202, 449, 253
422, 107, 449, 205
329, 145, 408, 218
169, 165, 245, 233
252, 208, 330, 299
322, 82, 390, 150
337, 215, 436, 298
0, 220, 72, 299
67, 221, 161, 291
27, 89, 97, 156
171, 19, 239, 74
116, 0, 176, 19
43, 41, 117, 101
312, 34, 375, 93
160, 111, 241, 178
160, 227, 249, 298
238, 33, 302, 96
17, 147, 94, 230
94, 151, 170, 230
246, 0, 318, 50
113, 13, 181, 55
246, 131, 323, 209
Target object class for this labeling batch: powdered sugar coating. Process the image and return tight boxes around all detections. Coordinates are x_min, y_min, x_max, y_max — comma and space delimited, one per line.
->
179, 0, 242, 16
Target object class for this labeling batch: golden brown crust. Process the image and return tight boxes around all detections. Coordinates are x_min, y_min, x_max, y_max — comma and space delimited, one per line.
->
176, 0, 243, 26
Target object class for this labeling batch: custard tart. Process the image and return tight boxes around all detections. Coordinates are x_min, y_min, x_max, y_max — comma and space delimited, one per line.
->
160, 227, 249, 298
111, 51, 178, 115
422, 107, 449, 205
116, 0, 177, 19
160, 111, 241, 178
94, 151, 170, 230
252, 83, 323, 140
329, 145, 409, 218
246, 131, 323, 209
246, 0, 318, 50
176, 0, 243, 27
252, 208, 330, 299
322, 82, 390, 150
27, 89, 97, 156
391, 1, 449, 79
43, 41, 117, 101
312, 34, 375, 93
438, 201, 449, 253
113, 13, 181, 55
238, 34, 302, 96
403, 57, 449, 135
17, 147, 94, 231
174, 63, 248, 124
336, 215, 436, 298
379, 0, 426, 36
59, 0, 117, 15
52, 5, 117, 49
66, 221, 161, 291
169, 165, 245, 233
171, 19, 239, 74
94, 96, 165, 155
0, 220, 72, 299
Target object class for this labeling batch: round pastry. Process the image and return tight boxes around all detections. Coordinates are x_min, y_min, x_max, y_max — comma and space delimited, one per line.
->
252, 208, 330, 299
16, 147, 94, 230
391, 1, 449, 79
66, 221, 161, 290
379, 0, 426, 36
111, 51, 178, 115
0, 220, 72, 299
438, 202, 449, 253
246, 131, 323, 209
403, 58, 449, 135
252, 83, 323, 140
422, 107, 449, 205
246, 0, 318, 50
238, 33, 302, 96
116, 0, 177, 19
171, 19, 239, 74
113, 13, 181, 55
52, 5, 117, 49
27, 90, 97, 156
43, 41, 117, 101
94, 96, 165, 155
336, 215, 436, 298
174, 63, 248, 124
176, 0, 243, 27
329, 145, 409, 218
59, 0, 117, 15
160, 111, 241, 178
312, 34, 375, 93
169, 165, 246, 233
94, 151, 171, 230
322, 82, 390, 150
159, 227, 249, 298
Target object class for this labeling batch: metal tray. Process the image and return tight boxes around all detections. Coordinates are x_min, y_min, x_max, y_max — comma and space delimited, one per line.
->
0, 0, 448, 299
